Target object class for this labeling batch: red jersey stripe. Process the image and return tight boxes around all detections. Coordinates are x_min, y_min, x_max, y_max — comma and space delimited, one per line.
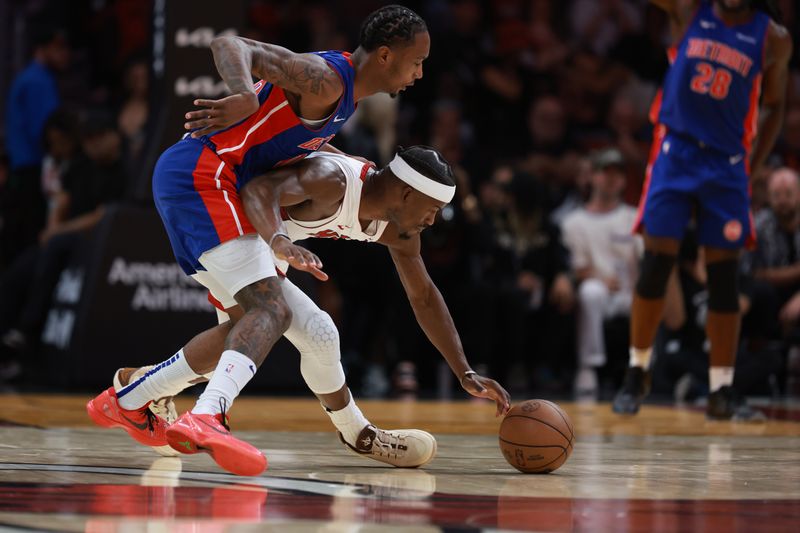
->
741, 72, 762, 172
192, 147, 253, 242
212, 88, 300, 165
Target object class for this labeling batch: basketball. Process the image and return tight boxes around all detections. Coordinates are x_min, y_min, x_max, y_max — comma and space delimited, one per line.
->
499, 399, 575, 474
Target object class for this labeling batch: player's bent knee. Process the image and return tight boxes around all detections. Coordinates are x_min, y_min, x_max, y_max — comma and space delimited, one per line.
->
706, 259, 740, 313
578, 278, 607, 305
298, 311, 345, 393
636, 251, 675, 299
251, 297, 293, 334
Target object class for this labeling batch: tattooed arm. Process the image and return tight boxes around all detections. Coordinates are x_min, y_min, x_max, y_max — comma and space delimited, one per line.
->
184, 36, 344, 137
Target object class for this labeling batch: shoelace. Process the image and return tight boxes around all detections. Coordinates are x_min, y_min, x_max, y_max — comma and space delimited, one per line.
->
373, 429, 406, 458
218, 397, 231, 431
143, 407, 158, 433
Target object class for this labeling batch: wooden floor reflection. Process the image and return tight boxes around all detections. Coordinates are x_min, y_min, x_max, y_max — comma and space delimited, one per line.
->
0, 395, 799, 532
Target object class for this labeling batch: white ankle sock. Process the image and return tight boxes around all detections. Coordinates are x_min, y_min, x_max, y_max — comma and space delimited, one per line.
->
192, 350, 256, 415
325, 394, 370, 446
117, 349, 203, 410
629, 347, 652, 369
709, 366, 734, 392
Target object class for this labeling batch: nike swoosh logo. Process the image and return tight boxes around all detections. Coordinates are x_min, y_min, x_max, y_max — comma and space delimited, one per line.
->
699, 20, 715, 29
333, 116, 346, 122
120, 412, 150, 431
249, 365, 256, 376
729, 154, 744, 165
736, 33, 756, 44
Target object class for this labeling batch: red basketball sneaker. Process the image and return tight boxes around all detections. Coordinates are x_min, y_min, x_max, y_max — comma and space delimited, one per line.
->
166, 410, 267, 476
86, 387, 169, 448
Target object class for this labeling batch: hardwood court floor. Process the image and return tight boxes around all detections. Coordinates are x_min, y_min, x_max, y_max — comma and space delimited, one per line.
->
0, 394, 799, 531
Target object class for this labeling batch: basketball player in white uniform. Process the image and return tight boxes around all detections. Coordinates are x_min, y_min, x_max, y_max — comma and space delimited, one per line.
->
91, 145, 511, 476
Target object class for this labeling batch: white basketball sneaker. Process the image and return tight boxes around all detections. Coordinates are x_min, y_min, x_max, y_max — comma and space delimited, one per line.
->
338, 425, 437, 468
113, 366, 180, 457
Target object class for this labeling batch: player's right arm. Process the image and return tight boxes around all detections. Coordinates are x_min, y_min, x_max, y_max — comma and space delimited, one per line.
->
241, 158, 345, 281
185, 36, 344, 137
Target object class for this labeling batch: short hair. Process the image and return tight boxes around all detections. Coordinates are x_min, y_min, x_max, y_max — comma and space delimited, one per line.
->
358, 5, 427, 52
396, 145, 455, 187
28, 21, 67, 52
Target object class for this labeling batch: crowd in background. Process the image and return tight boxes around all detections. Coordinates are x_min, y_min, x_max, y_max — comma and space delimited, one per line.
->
1, 0, 799, 402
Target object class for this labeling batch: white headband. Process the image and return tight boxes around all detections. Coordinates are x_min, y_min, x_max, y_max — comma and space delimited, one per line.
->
388, 154, 456, 203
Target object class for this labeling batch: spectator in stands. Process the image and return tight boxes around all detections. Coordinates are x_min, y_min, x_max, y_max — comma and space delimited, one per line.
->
743, 167, 800, 344
562, 148, 642, 398
1, 24, 70, 268
471, 170, 574, 392
0, 113, 128, 376
775, 107, 800, 171
116, 56, 150, 174
570, 0, 642, 56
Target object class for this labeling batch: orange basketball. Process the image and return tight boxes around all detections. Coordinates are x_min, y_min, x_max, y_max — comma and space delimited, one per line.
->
499, 399, 575, 474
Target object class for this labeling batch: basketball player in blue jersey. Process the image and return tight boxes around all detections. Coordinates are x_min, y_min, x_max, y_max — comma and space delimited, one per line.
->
612, 0, 792, 419
86, 5, 506, 476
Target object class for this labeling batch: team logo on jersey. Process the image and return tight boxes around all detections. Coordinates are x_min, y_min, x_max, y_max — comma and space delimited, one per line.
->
310, 229, 351, 240
723, 220, 743, 242
298, 134, 335, 151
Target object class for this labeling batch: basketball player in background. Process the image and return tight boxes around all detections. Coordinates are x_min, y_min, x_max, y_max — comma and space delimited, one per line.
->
86, 5, 441, 474
613, 0, 791, 419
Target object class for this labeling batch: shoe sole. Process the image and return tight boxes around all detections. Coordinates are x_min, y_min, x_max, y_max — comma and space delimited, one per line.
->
165, 424, 267, 477
86, 397, 167, 448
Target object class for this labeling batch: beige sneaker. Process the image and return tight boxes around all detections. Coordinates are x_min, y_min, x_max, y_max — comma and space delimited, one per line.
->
113, 366, 179, 457
338, 424, 437, 468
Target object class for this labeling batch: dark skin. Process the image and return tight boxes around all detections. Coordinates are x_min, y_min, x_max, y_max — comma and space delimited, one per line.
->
631, 1, 792, 371
238, 157, 511, 416
183, 32, 430, 137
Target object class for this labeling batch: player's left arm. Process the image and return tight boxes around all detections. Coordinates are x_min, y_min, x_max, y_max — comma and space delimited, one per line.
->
750, 23, 793, 178
382, 229, 511, 416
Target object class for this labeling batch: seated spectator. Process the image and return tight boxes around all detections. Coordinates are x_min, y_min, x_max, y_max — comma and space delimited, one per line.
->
0, 113, 128, 377
561, 148, 642, 398
743, 168, 800, 345
470, 169, 575, 393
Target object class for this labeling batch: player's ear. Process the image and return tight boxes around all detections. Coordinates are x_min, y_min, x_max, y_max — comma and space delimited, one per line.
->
401, 185, 413, 204
376, 45, 391, 65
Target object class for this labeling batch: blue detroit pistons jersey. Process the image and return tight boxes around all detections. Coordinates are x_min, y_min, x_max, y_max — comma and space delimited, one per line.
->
202, 50, 357, 184
656, 1, 770, 156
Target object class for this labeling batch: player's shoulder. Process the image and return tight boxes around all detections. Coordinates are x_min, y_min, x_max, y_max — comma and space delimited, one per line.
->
299, 153, 348, 200
767, 20, 793, 62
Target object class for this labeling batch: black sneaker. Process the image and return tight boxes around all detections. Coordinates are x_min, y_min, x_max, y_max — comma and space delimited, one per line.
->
612, 367, 651, 415
706, 385, 766, 421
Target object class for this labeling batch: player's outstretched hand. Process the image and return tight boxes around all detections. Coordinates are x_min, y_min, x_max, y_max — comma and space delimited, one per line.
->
271, 238, 329, 281
185, 92, 260, 138
461, 372, 511, 417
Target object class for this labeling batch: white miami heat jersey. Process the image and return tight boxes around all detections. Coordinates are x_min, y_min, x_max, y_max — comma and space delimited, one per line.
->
273, 151, 389, 272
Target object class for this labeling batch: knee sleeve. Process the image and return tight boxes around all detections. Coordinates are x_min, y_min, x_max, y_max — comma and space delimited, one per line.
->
286, 309, 345, 394
636, 251, 676, 299
706, 259, 740, 312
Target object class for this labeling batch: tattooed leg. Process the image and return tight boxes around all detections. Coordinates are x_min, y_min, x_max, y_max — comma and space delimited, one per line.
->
189, 277, 292, 416
227, 277, 293, 365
